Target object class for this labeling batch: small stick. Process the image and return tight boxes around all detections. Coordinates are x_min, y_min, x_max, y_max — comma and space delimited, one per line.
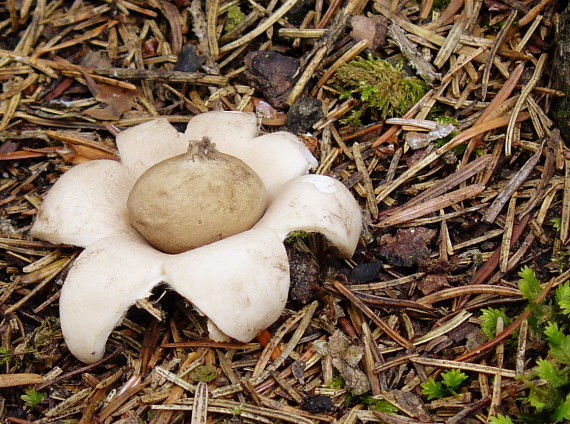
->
562, 160, 570, 243
376, 184, 485, 227
353, 142, 379, 219
287, 45, 327, 105
481, 10, 517, 101
518, 0, 556, 26
255, 329, 282, 360
500, 193, 518, 272
332, 279, 413, 349
505, 53, 547, 156
206, 0, 220, 56
219, 0, 300, 52
482, 145, 542, 224
433, 10, 468, 69
94, 68, 228, 85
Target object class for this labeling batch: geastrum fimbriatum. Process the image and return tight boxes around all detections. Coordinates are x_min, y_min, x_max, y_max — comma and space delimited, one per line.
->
31, 111, 362, 363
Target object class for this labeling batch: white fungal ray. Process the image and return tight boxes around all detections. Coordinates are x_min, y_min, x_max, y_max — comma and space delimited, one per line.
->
60, 228, 289, 363
59, 232, 165, 363
30, 111, 362, 363
30, 160, 136, 247
255, 174, 361, 258
184, 110, 259, 153
184, 112, 318, 199
116, 118, 188, 180
164, 227, 289, 343
229, 132, 319, 200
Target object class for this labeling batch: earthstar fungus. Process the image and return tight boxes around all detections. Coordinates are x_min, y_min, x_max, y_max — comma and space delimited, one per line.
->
31, 111, 362, 364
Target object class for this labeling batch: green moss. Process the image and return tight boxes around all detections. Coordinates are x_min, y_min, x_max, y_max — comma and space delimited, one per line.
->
432, 0, 451, 10
434, 115, 458, 125
327, 374, 398, 412
285, 231, 309, 243
0, 347, 10, 366
333, 55, 428, 123
224, 5, 246, 32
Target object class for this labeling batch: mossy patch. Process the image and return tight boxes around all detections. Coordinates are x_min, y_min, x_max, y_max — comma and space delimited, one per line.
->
332, 55, 429, 125
224, 5, 246, 32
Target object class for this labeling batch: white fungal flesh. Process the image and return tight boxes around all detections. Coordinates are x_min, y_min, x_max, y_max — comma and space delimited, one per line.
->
116, 119, 188, 180
30, 160, 136, 247
164, 227, 290, 342
255, 174, 361, 258
59, 232, 166, 363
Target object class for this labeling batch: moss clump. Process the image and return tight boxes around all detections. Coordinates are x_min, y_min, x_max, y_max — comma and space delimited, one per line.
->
224, 5, 246, 32
432, 0, 451, 10
332, 55, 428, 124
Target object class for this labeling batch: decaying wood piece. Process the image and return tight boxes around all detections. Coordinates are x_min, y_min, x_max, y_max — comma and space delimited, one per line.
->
93, 68, 228, 85
0, 373, 44, 388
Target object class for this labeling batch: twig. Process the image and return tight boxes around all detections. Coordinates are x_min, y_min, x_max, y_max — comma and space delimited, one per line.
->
332, 279, 413, 349
481, 145, 542, 224
505, 53, 547, 156
219, 0, 301, 52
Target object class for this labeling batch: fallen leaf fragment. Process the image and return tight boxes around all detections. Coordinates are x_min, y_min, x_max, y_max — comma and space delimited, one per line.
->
84, 83, 141, 121
377, 227, 436, 267
350, 15, 388, 51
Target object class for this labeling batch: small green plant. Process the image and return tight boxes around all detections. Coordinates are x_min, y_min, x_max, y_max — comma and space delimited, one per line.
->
517, 267, 570, 422
29, 317, 62, 361
519, 266, 553, 328
432, 0, 451, 10
553, 249, 570, 272
420, 369, 469, 400
328, 374, 398, 412
489, 414, 515, 424
352, 393, 399, 413
480, 307, 513, 339
21, 388, 46, 410
332, 55, 428, 124
232, 405, 244, 416
0, 347, 10, 365
188, 365, 217, 382
327, 374, 345, 389
551, 218, 562, 232
285, 231, 309, 243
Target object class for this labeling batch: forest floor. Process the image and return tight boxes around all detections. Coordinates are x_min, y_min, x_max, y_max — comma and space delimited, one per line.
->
0, 0, 568, 423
